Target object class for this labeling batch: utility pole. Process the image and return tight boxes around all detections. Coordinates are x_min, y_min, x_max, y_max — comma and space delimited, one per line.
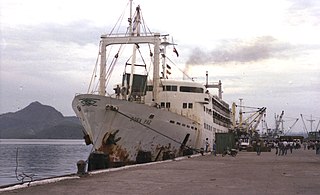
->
239, 98, 243, 130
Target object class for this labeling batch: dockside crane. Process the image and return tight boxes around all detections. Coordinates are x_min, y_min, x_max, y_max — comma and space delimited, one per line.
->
231, 99, 266, 136
284, 117, 299, 135
275, 111, 284, 136
250, 107, 267, 132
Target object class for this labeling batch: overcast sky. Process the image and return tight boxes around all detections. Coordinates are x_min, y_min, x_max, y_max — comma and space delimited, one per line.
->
1, 0, 319, 134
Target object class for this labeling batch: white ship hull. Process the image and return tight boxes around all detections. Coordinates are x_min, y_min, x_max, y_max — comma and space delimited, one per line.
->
72, 94, 212, 165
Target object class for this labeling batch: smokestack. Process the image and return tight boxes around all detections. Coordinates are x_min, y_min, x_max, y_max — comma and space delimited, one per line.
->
205, 71, 208, 87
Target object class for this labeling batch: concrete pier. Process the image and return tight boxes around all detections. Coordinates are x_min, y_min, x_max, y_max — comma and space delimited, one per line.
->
1, 149, 319, 195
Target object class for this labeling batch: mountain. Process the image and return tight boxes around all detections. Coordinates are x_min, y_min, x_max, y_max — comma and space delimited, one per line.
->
0, 101, 84, 139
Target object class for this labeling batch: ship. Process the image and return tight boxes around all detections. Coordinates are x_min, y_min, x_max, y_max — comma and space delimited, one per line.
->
72, 0, 231, 169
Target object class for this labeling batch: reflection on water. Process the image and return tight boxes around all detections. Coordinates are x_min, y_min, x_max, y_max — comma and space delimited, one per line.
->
0, 139, 91, 186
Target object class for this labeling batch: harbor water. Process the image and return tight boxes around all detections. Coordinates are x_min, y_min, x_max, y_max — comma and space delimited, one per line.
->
0, 139, 91, 187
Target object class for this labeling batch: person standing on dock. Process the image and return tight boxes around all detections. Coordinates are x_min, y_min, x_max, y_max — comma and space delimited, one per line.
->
274, 141, 279, 155
278, 141, 283, 156
303, 141, 307, 150
289, 140, 294, 154
283, 140, 288, 155
256, 140, 261, 155
116, 85, 121, 99
315, 141, 320, 155
205, 138, 210, 153
212, 140, 217, 156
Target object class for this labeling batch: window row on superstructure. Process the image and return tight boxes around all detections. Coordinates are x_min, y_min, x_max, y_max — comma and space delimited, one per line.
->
160, 102, 171, 108
160, 102, 193, 109
183, 103, 193, 109
204, 106, 230, 128
163, 85, 177, 91
204, 122, 213, 132
212, 97, 230, 116
147, 85, 204, 93
204, 122, 226, 133
169, 120, 198, 131
213, 115, 230, 128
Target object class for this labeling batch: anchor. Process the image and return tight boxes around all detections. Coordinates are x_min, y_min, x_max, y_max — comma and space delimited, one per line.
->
104, 130, 121, 145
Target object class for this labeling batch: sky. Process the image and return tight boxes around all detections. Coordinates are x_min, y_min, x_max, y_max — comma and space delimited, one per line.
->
1, 0, 320, 134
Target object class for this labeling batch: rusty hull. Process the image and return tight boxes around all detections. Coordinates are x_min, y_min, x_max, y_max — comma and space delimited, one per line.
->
90, 129, 184, 168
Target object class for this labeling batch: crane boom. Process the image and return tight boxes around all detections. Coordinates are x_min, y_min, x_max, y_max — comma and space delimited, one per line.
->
284, 118, 299, 135
251, 108, 266, 132
245, 107, 266, 133
275, 111, 284, 131
316, 120, 320, 131
252, 116, 263, 131
300, 114, 309, 134
231, 100, 266, 136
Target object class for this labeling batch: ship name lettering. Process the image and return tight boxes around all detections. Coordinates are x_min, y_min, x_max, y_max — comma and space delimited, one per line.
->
131, 117, 142, 123
130, 117, 152, 125
143, 119, 152, 125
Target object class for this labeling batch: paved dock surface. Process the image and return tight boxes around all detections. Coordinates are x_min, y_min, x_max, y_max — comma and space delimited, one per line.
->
1, 149, 319, 195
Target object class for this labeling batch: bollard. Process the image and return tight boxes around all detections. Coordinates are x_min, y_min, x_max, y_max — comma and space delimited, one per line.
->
88, 152, 109, 171
77, 160, 86, 175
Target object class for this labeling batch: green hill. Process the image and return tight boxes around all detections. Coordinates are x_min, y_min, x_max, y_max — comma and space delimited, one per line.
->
0, 101, 84, 139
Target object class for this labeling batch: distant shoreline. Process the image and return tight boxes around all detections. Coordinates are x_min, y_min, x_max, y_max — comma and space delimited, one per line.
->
0, 138, 86, 145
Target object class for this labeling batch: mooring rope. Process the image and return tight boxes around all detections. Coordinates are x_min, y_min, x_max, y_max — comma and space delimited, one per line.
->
15, 148, 35, 186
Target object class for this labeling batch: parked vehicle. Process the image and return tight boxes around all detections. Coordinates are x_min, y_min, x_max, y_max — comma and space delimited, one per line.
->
239, 138, 250, 151
222, 147, 238, 157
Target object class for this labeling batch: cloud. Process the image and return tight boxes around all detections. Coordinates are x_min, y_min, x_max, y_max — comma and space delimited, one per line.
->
287, 0, 320, 25
2, 21, 104, 45
1, 22, 103, 72
186, 36, 309, 65
0, 22, 103, 115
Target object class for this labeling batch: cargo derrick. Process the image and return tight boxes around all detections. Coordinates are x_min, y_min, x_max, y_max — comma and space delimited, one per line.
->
231, 102, 266, 135
230, 99, 266, 150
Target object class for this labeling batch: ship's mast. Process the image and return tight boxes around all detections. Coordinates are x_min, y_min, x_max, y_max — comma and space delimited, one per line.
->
129, 0, 133, 34
153, 34, 160, 103
306, 114, 315, 132
128, 5, 141, 99
98, 3, 161, 103
161, 36, 168, 79
205, 71, 223, 99
99, 40, 107, 96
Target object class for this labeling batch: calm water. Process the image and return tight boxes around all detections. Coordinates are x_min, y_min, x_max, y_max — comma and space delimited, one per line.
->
0, 139, 91, 186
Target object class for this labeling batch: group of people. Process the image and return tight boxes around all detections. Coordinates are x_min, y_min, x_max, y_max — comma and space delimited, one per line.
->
303, 140, 320, 152
272, 139, 320, 155
203, 138, 320, 156
273, 140, 297, 156
312, 141, 320, 154
203, 138, 217, 156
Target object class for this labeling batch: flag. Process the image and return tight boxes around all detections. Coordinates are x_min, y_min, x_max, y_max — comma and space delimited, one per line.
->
173, 46, 179, 57
166, 64, 171, 75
